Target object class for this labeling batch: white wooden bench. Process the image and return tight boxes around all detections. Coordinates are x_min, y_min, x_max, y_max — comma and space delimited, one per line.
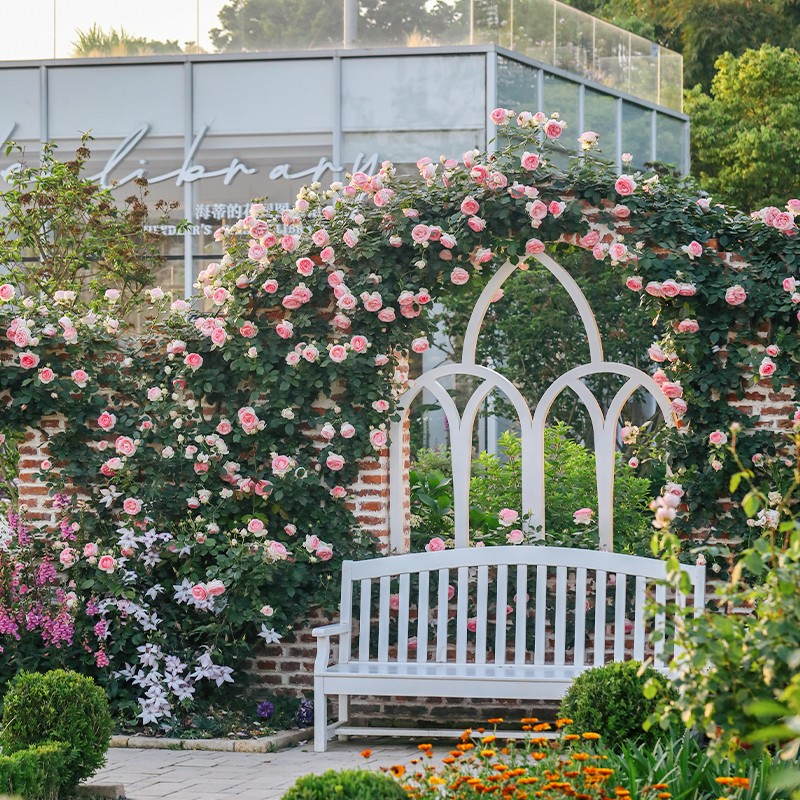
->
313, 545, 705, 750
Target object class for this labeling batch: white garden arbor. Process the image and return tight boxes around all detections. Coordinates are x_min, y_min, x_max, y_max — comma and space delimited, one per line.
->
389, 253, 676, 552
313, 252, 703, 751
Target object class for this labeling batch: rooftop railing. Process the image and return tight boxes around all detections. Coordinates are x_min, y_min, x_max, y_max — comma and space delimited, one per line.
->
0, 0, 682, 111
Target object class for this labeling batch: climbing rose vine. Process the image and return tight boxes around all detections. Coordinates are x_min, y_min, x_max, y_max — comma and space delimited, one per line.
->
1, 107, 799, 725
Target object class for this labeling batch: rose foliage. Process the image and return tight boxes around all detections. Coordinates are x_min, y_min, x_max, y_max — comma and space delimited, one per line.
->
1, 108, 800, 728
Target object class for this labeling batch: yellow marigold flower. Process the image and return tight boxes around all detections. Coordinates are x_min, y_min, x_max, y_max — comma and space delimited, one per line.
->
556, 718, 574, 727
429, 776, 445, 786
467, 778, 483, 785
483, 735, 497, 743
488, 718, 504, 723
481, 749, 496, 757
533, 723, 551, 731
573, 753, 590, 761
614, 788, 631, 796
522, 725, 532, 731
582, 732, 601, 739
715, 777, 734, 785
595, 768, 615, 776
389, 765, 406, 778
730, 778, 750, 788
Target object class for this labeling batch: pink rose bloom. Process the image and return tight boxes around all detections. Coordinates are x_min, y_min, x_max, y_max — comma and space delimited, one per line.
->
592, 244, 608, 261
467, 617, 478, 633
191, 584, 208, 602
788, 199, 800, 213
292, 285, 313, 303
411, 224, 430, 243
312, 229, 330, 247
184, 353, 203, 370
520, 152, 540, 171
543, 120, 563, 139
609, 242, 628, 261
329, 344, 348, 363
328, 270, 345, 288
460, 196, 480, 216
490, 107, 511, 125
411, 337, 429, 353
98, 411, 116, 431
425, 537, 446, 552
19, 352, 40, 370
709, 430, 728, 446
725, 285, 747, 305
249, 243, 268, 261
679, 283, 697, 296
207, 580, 225, 597
661, 381, 682, 399
468, 216, 486, 232
370, 429, 388, 449
498, 508, 519, 526
670, 398, 688, 416
645, 281, 663, 297
338, 293, 357, 310
239, 322, 257, 339
260, 279, 278, 295
187, 497, 200, 509
626, 276, 643, 291
362, 292, 383, 312
525, 238, 545, 255
276, 321, 294, 339
59, 548, 76, 567
341, 423, 356, 438
248, 518, 265, 534
0, 284, 15, 301
378, 308, 396, 322
194, 462, 209, 474
614, 176, 637, 196
268, 541, 288, 560
506, 528, 524, 544
100, 463, 114, 476
416, 289, 431, 305
774, 212, 795, 231
123, 498, 142, 515
83, 542, 98, 558
783, 277, 797, 292
326, 453, 345, 471
238, 407, 258, 429
13, 326, 30, 347
372, 399, 390, 413
766, 344, 779, 357
759, 357, 776, 377
475, 248, 493, 263
628, 457, 639, 468
343, 229, 359, 248
449, 267, 469, 285
389, 594, 400, 610
613, 205, 631, 219
686, 240, 703, 257
573, 508, 593, 525
210, 328, 227, 346
272, 455, 292, 477
216, 420, 232, 435
529, 200, 547, 220
280, 235, 298, 252
440, 233, 456, 249
316, 546, 333, 561
115, 436, 136, 456
40, 459, 52, 471
648, 345, 666, 362
332, 314, 351, 330
296, 257, 315, 277
579, 230, 600, 248
549, 200, 566, 218
321, 423, 336, 440
653, 369, 668, 386
350, 335, 368, 353
250, 220, 269, 238
255, 480, 273, 497
212, 287, 229, 305
487, 172, 508, 191
677, 319, 699, 333
39, 367, 55, 383
661, 279, 680, 297
320, 246, 335, 263
329, 486, 346, 500
98, 555, 116, 573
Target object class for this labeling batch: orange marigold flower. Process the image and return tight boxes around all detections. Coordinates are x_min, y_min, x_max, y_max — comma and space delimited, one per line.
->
483, 735, 497, 743
361, 749, 372, 758
715, 778, 734, 785
389, 765, 406, 778
493, 765, 509, 772
488, 718, 504, 724
478, 727, 486, 733
556, 718, 574, 727
481, 749, 496, 757
657, 794, 671, 799
418, 743, 433, 751
582, 732, 601, 740
467, 778, 483, 785
533, 723, 551, 731
442, 757, 456, 764
522, 725, 532, 731
521, 717, 539, 723
564, 734, 581, 741
458, 743, 475, 751
730, 778, 750, 788
573, 753, 590, 761
410, 759, 419, 764
532, 752, 546, 760
449, 750, 463, 757
518, 777, 539, 784
614, 788, 631, 796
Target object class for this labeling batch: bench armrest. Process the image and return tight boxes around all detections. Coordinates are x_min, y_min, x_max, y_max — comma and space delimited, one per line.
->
312, 623, 350, 638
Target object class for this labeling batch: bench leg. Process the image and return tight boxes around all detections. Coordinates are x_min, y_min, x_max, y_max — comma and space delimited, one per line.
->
314, 679, 328, 752
337, 694, 350, 741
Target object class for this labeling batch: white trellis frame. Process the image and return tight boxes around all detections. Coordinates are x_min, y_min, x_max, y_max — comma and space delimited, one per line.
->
389, 254, 676, 553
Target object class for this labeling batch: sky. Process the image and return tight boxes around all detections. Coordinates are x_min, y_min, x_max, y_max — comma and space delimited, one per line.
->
0, 0, 230, 61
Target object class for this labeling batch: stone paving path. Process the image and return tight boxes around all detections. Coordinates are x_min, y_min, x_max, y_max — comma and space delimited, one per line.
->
88, 738, 447, 799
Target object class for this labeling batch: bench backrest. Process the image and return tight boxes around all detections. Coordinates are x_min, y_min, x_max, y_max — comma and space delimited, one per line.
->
337, 546, 705, 670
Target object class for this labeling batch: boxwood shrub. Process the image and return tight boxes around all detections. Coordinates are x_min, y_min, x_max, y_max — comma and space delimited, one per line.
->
281, 768, 408, 800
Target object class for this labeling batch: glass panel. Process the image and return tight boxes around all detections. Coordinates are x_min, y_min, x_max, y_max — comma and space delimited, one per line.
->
656, 113, 685, 172
542, 74, 579, 168
621, 101, 651, 170
497, 56, 539, 111
583, 88, 617, 164
0, 0, 683, 112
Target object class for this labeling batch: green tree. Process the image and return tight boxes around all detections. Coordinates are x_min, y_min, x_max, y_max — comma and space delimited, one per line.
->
72, 25, 183, 57
684, 45, 800, 211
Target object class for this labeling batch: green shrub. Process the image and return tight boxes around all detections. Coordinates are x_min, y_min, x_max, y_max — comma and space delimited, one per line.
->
558, 661, 674, 751
0, 741, 70, 800
1, 670, 113, 793
281, 768, 408, 800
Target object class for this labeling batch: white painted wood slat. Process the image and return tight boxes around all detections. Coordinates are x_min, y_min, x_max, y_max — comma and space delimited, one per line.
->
359, 578, 371, 662
614, 574, 626, 662
633, 575, 646, 662
574, 567, 587, 667
654, 582, 666, 669
397, 572, 410, 664
515, 565, 528, 665
494, 564, 508, 665
436, 569, 449, 663
534, 564, 547, 665
594, 570, 606, 666
417, 571, 430, 664
476, 565, 489, 665
378, 575, 391, 662
554, 566, 567, 666
456, 566, 469, 664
